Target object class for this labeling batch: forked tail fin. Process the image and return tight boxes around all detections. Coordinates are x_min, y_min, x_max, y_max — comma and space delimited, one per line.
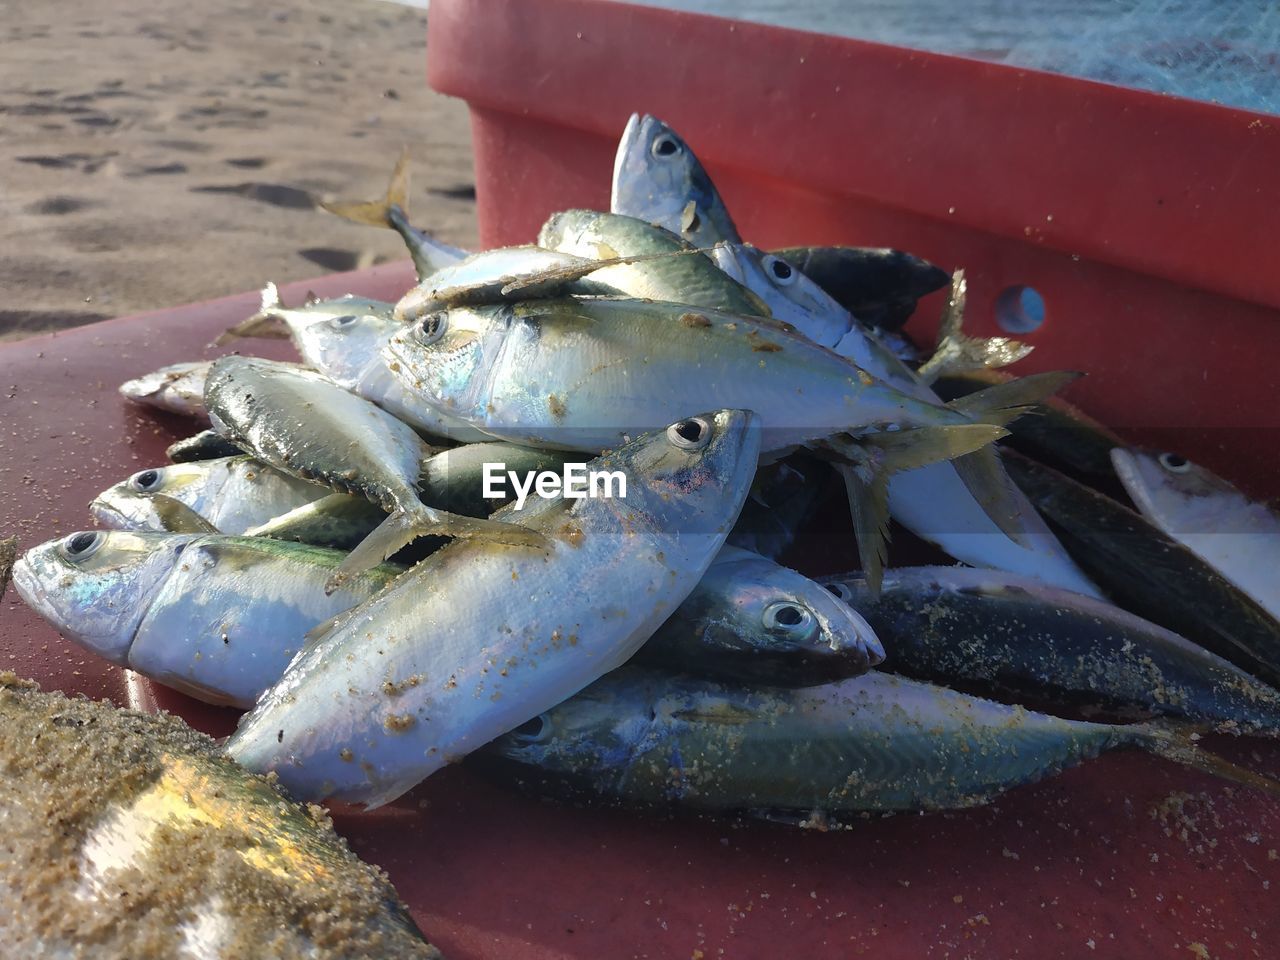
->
917, 271, 1033, 384
321, 146, 411, 229
214, 282, 292, 346
1132, 722, 1280, 797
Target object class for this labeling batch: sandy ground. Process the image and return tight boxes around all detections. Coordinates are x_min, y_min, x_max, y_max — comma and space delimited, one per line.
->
0, 0, 476, 341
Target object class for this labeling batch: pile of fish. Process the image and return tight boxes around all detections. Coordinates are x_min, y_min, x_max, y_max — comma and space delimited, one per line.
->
10, 114, 1280, 902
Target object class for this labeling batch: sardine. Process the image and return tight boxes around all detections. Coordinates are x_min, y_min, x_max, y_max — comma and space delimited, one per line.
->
92, 456, 329, 535
203, 357, 546, 583
610, 113, 742, 249
383, 295, 1052, 588
0, 674, 439, 958
119, 361, 215, 420
215, 283, 394, 346
1006, 451, 1280, 687
1112, 448, 1280, 622
477, 666, 1279, 820
823, 565, 1280, 734
537, 210, 771, 317
13, 532, 401, 709
227, 410, 762, 807
222, 284, 489, 443
635, 545, 884, 684
321, 147, 468, 280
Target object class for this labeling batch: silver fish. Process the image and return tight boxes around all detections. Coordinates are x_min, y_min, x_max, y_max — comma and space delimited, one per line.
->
227, 410, 762, 807
635, 545, 884, 684
13, 532, 401, 709
0, 674, 439, 958
537, 209, 770, 317
203, 357, 546, 583
119, 361, 215, 420
478, 666, 1280, 819
610, 112, 742, 249
92, 457, 328, 535
710, 242, 853, 347
1112, 448, 1280, 623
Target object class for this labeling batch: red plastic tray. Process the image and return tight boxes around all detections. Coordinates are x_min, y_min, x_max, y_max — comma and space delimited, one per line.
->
429, 0, 1280, 499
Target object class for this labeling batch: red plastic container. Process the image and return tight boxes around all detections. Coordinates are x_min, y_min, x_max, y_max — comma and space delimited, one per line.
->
2, 3, 1279, 959
430, 0, 1280, 499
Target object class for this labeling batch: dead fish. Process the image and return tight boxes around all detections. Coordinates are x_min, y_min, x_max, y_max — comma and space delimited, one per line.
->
167, 430, 246, 463
202, 357, 547, 586
476, 666, 1280, 821
1006, 450, 1280, 688
823, 565, 1280, 735
119, 361, 215, 421
1112, 447, 1280, 623
13, 531, 402, 709
227, 410, 762, 807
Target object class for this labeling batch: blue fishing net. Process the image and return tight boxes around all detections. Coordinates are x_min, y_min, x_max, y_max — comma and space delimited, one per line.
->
639, 0, 1280, 116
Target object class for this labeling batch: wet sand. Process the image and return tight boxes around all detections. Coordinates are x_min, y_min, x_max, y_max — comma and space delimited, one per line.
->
0, 0, 476, 341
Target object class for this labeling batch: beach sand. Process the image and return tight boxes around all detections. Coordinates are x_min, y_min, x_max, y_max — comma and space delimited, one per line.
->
0, 0, 475, 341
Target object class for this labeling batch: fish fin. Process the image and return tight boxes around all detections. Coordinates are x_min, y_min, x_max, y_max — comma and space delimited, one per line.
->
325, 504, 548, 594
916, 276, 1032, 383
1134, 723, 1280, 797
150, 495, 221, 534
945, 370, 1082, 427
304, 289, 321, 306
950, 446, 1040, 545
824, 424, 1006, 595
321, 145, 411, 228
303, 608, 358, 645
214, 282, 291, 346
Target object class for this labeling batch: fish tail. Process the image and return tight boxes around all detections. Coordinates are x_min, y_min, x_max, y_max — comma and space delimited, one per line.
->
916, 270, 1033, 384
320, 146, 410, 229
325, 502, 548, 594
1130, 722, 1280, 797
213, 282, 292, 346
945, 370, 1083, 428
823, 424, 1006, 594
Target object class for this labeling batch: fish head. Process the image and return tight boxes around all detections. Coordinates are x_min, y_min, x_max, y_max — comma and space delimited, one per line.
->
715, 243, 853, 347
383, 303, 510, 416
291, 307, 394, 385
610, 113, 740, 247
12, 531, 192, 665
482, 674, 667, 785
118, 361, 211, 409
693, 550, 885, 674
90, 460, 239, 530
607, 409, 763, 534
1111, 447, 1248, 533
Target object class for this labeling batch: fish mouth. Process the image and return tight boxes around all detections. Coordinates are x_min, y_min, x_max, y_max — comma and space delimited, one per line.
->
10, 556, 58, 629
609, 112, 644, 211
89, 498, 133, 530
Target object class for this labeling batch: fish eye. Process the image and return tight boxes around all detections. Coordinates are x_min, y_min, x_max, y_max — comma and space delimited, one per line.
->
331, 314, 358, 327
651, 134, 682, 159
60, 531, 103, 562
512, 714, 548, 741
824, 582, 854, 602
667, 416, 711, 450
1159, 452, 1191, 473
764, 256, 796, 285
129, 469, 163, 492
418, 312, 447, 344
763, 601, 815, 635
